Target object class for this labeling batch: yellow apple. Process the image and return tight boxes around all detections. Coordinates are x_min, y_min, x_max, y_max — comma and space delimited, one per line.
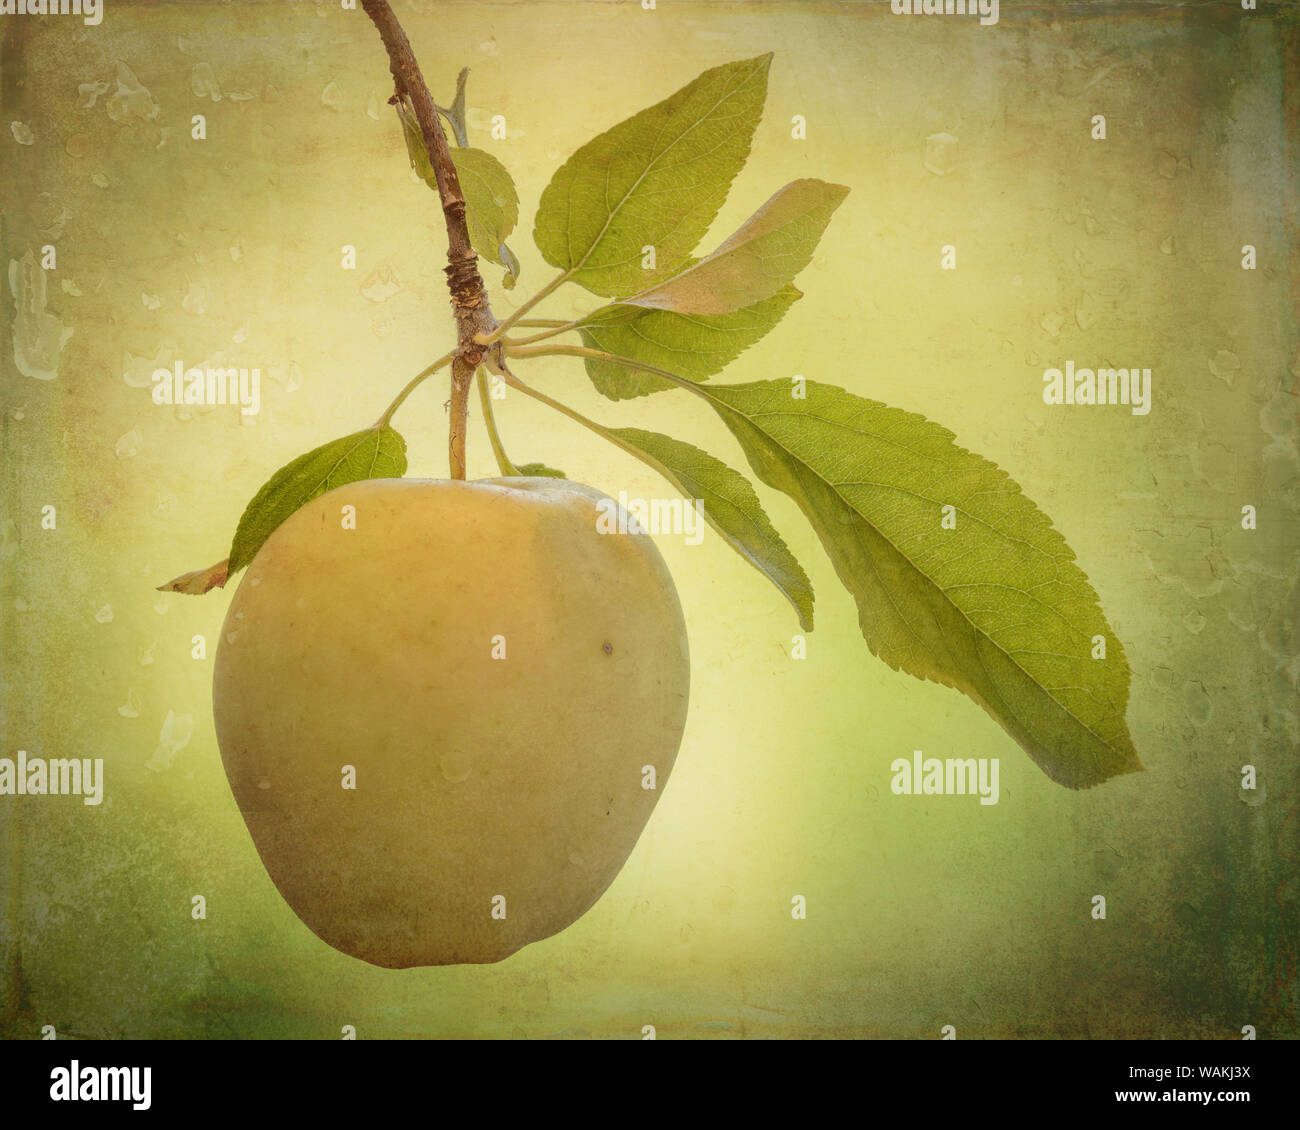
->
212, 476, 690, 968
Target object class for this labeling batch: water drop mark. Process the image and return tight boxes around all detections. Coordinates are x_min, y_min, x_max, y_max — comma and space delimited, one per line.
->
923, 132, 958, 176
77, 80, 110, 109
106, 60, 160, 124
9, 249, 72, 380
360, 267, 401, 303
114, 427, 142, 459
440, 752, 473, 783
146, 710, 194, 772
1074, 294, 1097, 331
153, 492, 177, 520
191, 61, 222, 102
122, 342, 177, 388
1182, 681, 1212, 728
181, 278, 209, 315
1208, 350, 1239, 388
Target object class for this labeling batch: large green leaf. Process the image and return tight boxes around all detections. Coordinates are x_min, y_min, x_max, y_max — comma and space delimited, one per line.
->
691, 379, 1140, 789
621, 180, 848, 315
227, 426, 408, 574
533, 54, 771, 297
579, 285, 801, 399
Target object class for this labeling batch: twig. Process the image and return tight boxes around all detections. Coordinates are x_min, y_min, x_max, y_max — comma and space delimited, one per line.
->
361, 0, 498, 478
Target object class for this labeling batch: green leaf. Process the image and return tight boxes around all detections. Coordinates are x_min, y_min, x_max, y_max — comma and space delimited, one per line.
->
694, 379, 1140, 789
449, 146, 521, 283
396, 97, 521, 288
516, 462, 566, 479
504, 374, 813, 628
396, 96, 440, 187
579, 285, 801, 400
533, 54, 771, 297
621, 179, 849, 315
227, 426, 408, 574
605, 426, 814, 630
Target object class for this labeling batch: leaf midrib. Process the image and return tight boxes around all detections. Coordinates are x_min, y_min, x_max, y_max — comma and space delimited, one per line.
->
632, 190, 836, 304
305, 428, 384, 508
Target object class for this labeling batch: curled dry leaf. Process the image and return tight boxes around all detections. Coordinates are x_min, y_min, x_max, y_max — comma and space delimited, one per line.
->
158, 558, 229, 595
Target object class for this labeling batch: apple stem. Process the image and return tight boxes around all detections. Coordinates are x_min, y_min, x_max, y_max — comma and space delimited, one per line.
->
448, 357, 474, 480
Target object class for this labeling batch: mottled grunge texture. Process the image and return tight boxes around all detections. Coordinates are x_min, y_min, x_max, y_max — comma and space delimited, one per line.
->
1, 1, 1297, 1039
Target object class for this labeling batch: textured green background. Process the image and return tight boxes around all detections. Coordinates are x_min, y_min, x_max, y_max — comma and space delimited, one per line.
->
1, 0, 1297, 1039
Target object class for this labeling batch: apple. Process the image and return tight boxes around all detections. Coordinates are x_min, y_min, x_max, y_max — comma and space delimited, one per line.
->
212, 476, 690, 968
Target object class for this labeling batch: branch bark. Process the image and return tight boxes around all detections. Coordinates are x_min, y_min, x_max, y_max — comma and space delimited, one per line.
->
361, 0, 497, 479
